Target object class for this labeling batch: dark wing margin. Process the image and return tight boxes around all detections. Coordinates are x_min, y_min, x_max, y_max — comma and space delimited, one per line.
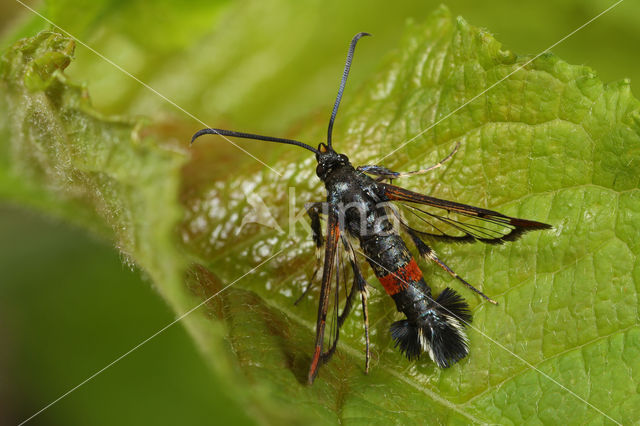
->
381, 182, 552, 245
307, 208, 341, 384
303, 204, 366, 382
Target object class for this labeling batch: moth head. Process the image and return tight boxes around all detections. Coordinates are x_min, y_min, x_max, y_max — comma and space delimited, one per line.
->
315, 143, 350, 180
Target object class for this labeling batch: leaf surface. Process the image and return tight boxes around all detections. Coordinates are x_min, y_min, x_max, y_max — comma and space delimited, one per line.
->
2, 6, 639, 425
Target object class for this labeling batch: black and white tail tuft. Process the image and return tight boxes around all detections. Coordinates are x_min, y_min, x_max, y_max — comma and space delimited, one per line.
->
390, 287, 472, 368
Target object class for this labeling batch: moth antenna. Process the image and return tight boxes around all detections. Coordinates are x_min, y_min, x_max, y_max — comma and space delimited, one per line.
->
191, 128, 319, 154
390, 288, 472, 367
327, 32, 371, 148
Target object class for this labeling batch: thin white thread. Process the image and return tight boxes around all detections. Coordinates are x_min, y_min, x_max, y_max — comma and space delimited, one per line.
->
356, 250, 621, 425
18, 249, 285, 425
13, 0, 283, 177
376, 0, 625, 164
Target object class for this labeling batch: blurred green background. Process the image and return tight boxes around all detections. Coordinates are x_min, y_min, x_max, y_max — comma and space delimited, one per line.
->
1, 0, 638, 424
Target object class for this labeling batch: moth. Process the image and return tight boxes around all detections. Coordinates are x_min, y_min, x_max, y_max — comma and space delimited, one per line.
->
192, 33, 551, 384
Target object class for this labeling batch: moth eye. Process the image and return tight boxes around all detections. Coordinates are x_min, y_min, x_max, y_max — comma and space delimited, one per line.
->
339, 154, 348, 162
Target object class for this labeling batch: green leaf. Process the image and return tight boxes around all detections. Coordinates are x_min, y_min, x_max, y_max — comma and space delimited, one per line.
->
2, 5, 639, 425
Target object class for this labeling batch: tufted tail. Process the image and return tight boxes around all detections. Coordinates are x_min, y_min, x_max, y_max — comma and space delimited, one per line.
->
390, 288, 472, 368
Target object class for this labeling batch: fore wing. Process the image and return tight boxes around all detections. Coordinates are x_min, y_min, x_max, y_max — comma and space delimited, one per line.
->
381, 183, 551, 245
307, 207, 341, 384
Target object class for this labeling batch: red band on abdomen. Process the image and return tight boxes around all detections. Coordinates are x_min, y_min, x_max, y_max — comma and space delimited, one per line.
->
378, 257, 423, 295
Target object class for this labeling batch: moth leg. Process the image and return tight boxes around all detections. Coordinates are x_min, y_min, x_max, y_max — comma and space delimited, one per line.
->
357, 142, 459, 182
294, 202, 326, 305
407, 228, 498, 305
356, 165, 400, 183
305, 202, 326, 249
342, 236, 371, 374
308, 208, 340, 384
361, 285, 370, 374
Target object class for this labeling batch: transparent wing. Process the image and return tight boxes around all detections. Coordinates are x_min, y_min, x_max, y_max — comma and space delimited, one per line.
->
382, 182, 551, 245
306, 209, 360, 383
